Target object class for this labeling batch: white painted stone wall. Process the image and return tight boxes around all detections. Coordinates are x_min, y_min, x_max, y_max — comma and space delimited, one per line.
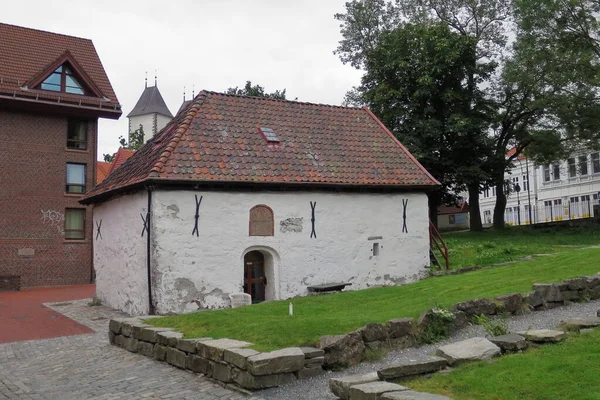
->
93, 192, 150, 316
150, 190, 430, 314
129, 113, 172, 143
155, 114, 172, 134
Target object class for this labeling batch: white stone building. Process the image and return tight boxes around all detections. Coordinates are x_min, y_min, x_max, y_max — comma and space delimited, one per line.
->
127, 81, 173, 143
479, 149, 600, 225
82, 91, 439, 316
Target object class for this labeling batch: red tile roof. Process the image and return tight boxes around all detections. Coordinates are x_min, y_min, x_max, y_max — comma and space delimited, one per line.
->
108, 148, 135, 175
506, 147, 526, 161
83, 91, 438, 203
96, 161, 111, 185
438, 201, 469, 215
0, 23, 121, 118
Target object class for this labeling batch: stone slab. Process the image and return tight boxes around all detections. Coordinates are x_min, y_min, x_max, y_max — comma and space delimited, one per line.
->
489, 334, 528, 353
233, 369, 296, 390
329, 372, 380, 400
436, 337, 500, 366
381, 391, 451, 400
187, 354, 213, 375
212, 362, 233, 382
198, 338, 252, 361
176, 338, 202, 353
560, 317, 600, 330
122, 337, 139, 353
295, 367, 325, 380
166, 347, 187, 369
246, 347, 305, 376
156, 330, 184, 347
516, 329, 565, 343
153, 344, 168, 361
377, 357, 448, 380
300, 347, 325, 359
223, 348, 259, 370
348, 382, 408, 400
305, 356, 325, 368
137, 341, 154, 357
137, 327, 173, 343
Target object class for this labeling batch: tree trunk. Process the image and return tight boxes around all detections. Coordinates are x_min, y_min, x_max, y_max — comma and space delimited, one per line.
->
468, 182, 483, 231
493, 177, 507, 229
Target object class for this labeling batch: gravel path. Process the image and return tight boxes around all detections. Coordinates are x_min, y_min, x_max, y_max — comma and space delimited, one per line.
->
255, 299, 600, 400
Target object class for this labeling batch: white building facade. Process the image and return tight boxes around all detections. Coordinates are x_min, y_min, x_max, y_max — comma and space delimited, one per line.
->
479, 150, 600, 225
127, 83, 173, 143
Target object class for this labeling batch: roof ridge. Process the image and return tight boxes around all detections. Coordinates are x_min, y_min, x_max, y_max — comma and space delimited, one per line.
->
361, 106, 440, 186
149, 94, 206, 176
0, 22, 92, 42
201, 90, 363, 110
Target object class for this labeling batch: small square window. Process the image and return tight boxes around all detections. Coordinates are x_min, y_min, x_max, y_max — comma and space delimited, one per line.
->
259, 127, 280, 143
65, 209, 85, 240
66, 163, 86, 193
67, 120, 87, 150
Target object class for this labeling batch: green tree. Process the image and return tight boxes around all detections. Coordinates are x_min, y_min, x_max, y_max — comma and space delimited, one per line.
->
226, 81, 287, 100
102, 125, 145, 162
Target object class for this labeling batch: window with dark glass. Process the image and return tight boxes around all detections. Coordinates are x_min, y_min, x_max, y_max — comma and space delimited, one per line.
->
38, 64, 86, 95
568, 158, 576, 178
67, 120, 87, 150
553, 164, 561, 180
592, 153, 600, 174
579, 155, 588, 175
543, 165, 551, 182
65, 209, 85, 240
66, 163, 86, 193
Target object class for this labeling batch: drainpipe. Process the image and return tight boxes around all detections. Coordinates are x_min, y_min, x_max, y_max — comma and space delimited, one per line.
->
146, 186, 155, 315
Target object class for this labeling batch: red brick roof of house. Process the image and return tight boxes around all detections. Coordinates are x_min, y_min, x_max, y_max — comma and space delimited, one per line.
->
96, 161, 111, 185
438, 201, 469, 215
82, 91, 439, 203
0, 23, 121, 118
108, 148, 135, 175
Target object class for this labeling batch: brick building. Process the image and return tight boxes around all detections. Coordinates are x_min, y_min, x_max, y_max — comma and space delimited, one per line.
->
0, 23, 121, 288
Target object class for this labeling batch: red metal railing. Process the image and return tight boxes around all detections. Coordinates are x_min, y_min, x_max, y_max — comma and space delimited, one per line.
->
429, 221, 450, 271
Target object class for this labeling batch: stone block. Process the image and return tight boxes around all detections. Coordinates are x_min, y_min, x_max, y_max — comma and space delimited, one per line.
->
153, 344, 167, 361
516, 329, 565, 343
494, 293, 523, 314
295, 367, 324, 379
108, 319, 122, 334
137, 341, 154, 357
584, 275, 600, 289
453, 298, 497, 316
387, 335, 416, 350
563, 278, 588, 291
532, 284, 563, 303
223, 348, 260, 369
358, 323, 388, 343
123, 337, 139, 353
436, 337, 500, 366
120, 318, 143, 337
157, 330, 184, 347
114, 334, 125, 348
176, 338, 201, 353
560, 317, 600, 330
246, 347, 305, 375
348, 382, 408, 400
489, 334, 528, 353
365, 340, 387, 351
187, 354, 213, 375
132, 324, 153, 340
561, 291, 582, 301
198, 338, 253, 361
329, 372, 380, 400
591, 286, 600, 300
305, 356, 325, 368
320, 331, 365, 369
381, 391, 451, 400
386, 318, 415, 339
377, 357, 447, 380
108, 331, 116, 345
212, 361, 233, 382
525, 291, 544, 308
166, 347, 187, 369
300, 347, 324, 359
229, 293, 252, 308
233, 369, 296, 390
452, 311, 469, 331
138, 327, 172, 344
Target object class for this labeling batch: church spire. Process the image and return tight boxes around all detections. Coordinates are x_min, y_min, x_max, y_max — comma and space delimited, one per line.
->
145, 71, 148, 88
155, 70, 157, 87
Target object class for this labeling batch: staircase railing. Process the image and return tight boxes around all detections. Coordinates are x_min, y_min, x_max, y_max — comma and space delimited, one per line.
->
429, 221, 450, 271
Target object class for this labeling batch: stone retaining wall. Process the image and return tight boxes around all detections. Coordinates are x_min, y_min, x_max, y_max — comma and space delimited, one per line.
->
108, 272, 600, 390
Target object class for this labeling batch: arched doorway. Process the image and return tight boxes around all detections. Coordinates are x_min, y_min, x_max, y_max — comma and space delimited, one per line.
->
244, 251, 267, 303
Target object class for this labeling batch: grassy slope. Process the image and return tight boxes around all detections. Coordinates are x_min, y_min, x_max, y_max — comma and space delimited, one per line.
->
408, 329, 600, 400
443, 227, 600, 270
147, 248, 600, 351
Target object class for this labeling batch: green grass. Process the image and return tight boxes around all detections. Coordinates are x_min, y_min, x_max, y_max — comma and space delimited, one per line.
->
441, 226, 600, 270
146, 247, 600, 351
407, 329, 600, 400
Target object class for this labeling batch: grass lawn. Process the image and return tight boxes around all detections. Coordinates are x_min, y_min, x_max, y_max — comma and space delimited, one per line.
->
442, 226, 600, 270
146, 247, 600, 351
407, 328, 600, 400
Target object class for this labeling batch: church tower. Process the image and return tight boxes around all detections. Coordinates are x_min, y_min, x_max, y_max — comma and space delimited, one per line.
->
127, 75, 173, 143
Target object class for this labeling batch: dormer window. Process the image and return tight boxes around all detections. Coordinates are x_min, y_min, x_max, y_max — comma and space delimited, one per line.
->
38, 64, 86, 95
259, 127, 280, 143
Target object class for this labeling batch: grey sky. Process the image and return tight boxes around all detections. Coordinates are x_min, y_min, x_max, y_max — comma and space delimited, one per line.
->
4, 0, 362, 159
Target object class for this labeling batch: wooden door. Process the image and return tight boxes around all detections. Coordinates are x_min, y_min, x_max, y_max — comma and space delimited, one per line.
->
244, 251, 266, 303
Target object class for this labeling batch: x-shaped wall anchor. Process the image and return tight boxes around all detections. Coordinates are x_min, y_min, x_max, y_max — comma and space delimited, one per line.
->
95, 219, 103, 240
310, 201, 317, 239
192, 195, 203, 237
402, 199, 409, 233
140, 213, 149, 237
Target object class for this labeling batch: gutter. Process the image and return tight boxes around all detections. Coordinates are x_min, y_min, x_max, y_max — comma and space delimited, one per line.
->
146, 186, 155, 315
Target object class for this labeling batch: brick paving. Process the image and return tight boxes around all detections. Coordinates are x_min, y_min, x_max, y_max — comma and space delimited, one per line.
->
0, 295, 247, 399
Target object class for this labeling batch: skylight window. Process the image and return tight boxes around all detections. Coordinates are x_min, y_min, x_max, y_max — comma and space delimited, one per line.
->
259, 127, 280, 143
38, 64, 86, 95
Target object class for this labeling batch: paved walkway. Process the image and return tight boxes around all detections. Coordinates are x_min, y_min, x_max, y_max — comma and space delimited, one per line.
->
0, 294, 246, 399
0, 285, 95, 344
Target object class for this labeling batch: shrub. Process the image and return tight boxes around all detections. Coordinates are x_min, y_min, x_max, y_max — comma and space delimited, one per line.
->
418, 307, 456, 344
473, 313, 509, 337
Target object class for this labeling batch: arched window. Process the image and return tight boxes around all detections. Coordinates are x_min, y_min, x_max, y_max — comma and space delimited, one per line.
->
249, 205, 274, 236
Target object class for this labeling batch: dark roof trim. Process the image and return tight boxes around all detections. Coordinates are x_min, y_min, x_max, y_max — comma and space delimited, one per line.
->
0, 93, 122, 119
80, 177, 436, 205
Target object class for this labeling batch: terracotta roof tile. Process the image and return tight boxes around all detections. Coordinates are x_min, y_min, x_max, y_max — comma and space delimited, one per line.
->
438, 201, 469, 215
96, 161, 111, 185
83, 91, 439, 202
0, 23, 121, 116
108, 148, 135, 174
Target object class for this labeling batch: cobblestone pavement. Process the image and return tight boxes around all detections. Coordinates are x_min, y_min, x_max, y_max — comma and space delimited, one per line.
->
0, 299, 246, 400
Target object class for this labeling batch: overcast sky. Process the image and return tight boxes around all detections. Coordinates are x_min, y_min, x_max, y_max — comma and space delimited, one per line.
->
4, 0, 362, 160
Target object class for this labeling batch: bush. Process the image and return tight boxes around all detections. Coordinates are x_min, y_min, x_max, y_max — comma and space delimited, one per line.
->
418, 307, 456, 344
473, 313, 509, 337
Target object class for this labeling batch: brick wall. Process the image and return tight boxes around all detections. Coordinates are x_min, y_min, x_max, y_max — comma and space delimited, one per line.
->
0, 110, 96, 287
